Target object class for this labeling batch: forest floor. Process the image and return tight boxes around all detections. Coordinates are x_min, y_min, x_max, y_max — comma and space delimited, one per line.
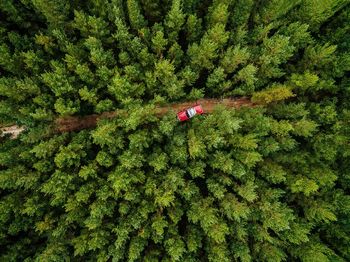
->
1, 97, 254, 138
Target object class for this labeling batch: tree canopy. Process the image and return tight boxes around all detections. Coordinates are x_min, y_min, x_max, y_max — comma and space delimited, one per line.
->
1, 0, 350, 261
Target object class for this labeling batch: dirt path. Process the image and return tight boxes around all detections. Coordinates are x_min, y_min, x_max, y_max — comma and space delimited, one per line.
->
0, 125, 26, 139
1, 97, 254, 138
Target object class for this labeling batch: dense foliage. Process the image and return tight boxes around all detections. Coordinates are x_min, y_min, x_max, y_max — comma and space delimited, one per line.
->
1, 0, 350, 261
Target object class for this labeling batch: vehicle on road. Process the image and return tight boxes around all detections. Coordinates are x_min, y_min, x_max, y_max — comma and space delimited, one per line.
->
177, 105, 204, 122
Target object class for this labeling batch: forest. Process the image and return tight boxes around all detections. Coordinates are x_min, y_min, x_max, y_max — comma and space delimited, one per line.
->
0, 0, 350, 261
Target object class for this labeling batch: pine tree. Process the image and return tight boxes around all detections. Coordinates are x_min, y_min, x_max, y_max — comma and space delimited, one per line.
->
1, 1, 350, 261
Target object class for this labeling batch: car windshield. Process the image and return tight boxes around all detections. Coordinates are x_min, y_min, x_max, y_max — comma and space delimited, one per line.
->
186, 108, 196, 118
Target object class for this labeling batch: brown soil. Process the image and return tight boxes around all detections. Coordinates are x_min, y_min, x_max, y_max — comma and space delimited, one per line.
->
0, 125, 26, 139
1, 97, 255, 137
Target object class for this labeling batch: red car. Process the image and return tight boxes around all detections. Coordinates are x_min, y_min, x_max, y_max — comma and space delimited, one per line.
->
177, 105, 204, 122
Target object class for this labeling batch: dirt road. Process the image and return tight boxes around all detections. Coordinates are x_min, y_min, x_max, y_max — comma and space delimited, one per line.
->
1, 97, 254, 138
0, 125, 26, 139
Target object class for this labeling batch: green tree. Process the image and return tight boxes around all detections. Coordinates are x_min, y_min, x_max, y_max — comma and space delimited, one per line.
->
1, 1, 350, 261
